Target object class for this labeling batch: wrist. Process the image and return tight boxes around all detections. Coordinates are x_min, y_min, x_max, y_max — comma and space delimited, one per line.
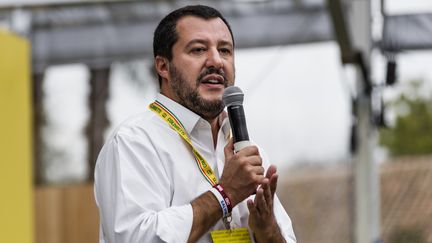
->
214, 184, 233, 212
254, 220, 284, 243
217, 182, 239, 206
209, 184, 232, 217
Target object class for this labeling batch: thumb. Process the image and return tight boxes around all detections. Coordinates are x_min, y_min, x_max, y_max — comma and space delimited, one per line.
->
224, 138, 234, 161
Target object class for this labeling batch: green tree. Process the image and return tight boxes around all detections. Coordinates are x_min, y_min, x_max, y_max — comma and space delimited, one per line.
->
379, 81, 432, 156
388, 226, 426, 243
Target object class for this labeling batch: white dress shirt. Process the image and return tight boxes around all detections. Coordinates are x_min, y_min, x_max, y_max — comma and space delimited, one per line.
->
94, 93, 296, 243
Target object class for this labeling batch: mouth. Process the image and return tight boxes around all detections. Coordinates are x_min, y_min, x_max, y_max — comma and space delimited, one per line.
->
200, 74, 225, 86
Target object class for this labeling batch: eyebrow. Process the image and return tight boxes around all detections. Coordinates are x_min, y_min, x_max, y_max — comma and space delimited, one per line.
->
185, 39, 233, 49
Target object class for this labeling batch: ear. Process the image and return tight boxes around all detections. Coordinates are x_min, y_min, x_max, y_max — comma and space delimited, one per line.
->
155, 56, 169, 81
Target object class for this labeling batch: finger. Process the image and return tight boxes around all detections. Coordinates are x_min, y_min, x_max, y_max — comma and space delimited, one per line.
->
246, 155, 263, 166
235, 145, 260, 157
251, 175, 266, 190
255, 183, 268, 212
265, 164, 277, 179
224, 138, 234, 161
247, 199, 258, 215
261, 177, 269, 191
263, 177, 273, 208
250, 165, 265, 175
269, 173, 279, 197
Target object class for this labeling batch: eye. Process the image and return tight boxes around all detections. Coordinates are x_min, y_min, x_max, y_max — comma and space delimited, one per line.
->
191, 47, 206, 54
219, 48, 232, 56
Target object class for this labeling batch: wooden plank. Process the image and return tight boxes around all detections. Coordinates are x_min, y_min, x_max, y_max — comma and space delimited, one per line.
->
35, 186, 64, 243
35, 184, 99, 243
64, 184, 99, 243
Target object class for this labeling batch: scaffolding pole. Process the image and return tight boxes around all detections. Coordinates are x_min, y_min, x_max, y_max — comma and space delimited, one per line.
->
348, 0, 382, 242
327, 0, 381, 242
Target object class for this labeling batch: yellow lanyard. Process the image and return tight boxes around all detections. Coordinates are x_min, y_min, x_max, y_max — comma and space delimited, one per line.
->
149, 101, 219, 186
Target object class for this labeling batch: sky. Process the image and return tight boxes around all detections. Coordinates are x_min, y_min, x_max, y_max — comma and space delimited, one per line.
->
32, 0, 432, 182
236, 43, 351, 165
385, 1, 432, 14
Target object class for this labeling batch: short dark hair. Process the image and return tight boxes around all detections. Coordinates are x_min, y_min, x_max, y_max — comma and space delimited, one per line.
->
153, 5, 235, 82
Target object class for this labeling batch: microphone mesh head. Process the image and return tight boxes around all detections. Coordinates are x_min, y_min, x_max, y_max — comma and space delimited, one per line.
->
223, 86, 244, 107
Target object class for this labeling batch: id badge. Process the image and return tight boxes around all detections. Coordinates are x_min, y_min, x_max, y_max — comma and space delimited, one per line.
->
210, 228, 252, 243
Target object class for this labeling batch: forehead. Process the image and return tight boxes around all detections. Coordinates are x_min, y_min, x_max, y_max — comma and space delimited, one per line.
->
175, 16, 233, 46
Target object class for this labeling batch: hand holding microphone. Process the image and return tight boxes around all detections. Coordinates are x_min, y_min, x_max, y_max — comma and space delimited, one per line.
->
219, 86, 265, 206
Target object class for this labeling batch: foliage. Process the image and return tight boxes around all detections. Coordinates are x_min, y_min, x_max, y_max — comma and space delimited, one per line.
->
379, 81, 432, 156
388, 226, 426, 243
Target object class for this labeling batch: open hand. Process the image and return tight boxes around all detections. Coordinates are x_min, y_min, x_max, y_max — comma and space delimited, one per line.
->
247, 165, 285, 243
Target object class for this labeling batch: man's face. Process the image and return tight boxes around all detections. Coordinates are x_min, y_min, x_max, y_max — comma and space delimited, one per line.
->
167, 16, 235, 120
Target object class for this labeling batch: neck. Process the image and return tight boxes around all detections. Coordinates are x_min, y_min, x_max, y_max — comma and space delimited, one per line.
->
160, 88, 222, 148
207, 117, 220, 149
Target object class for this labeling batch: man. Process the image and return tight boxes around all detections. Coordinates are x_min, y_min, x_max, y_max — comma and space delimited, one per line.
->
94, 5, 296, 243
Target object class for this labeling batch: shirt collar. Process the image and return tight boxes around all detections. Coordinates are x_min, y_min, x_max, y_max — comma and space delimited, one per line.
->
155, 93, 231, 139
156, 93, 200, 135
218, 110, 232, 140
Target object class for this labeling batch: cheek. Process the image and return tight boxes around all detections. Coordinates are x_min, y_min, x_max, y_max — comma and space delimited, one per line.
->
175, 61, 200, 82
183, 61, 205, 78
226, 63, 236, 81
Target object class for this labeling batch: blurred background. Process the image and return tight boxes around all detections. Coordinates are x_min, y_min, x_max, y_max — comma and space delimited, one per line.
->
1, 0, 432, 243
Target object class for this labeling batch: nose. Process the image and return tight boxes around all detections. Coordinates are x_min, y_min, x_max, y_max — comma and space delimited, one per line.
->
206, 48, 223, 69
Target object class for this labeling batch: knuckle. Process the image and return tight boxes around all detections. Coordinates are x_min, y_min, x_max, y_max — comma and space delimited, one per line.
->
257, 157, 263, 165
244, 165, 252, 174
232, 153, 239, 159
231, 153, 240, 161
238, 159, 247, 168
250, 146, 259, 154
258, 166, 265, 175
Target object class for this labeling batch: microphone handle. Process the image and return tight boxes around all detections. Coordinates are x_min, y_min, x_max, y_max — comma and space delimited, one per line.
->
234, 140, 253, 153
227, 105, 251, 152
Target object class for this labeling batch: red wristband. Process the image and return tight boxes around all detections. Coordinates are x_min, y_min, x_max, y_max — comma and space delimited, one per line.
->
213, 184, 232, 213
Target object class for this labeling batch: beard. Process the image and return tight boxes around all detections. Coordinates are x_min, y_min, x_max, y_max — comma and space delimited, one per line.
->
168, 64, 230, 121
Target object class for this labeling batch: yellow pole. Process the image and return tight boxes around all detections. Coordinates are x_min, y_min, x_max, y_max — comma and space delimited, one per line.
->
0, 29, 34, 243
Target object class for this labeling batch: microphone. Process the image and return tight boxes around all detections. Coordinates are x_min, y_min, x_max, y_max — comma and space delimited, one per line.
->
222, 86, 252, 152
